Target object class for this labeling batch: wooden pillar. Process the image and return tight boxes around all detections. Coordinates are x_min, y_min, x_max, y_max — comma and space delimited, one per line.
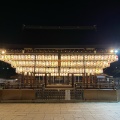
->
88, 74, 90, 84
43, 76, 44, 84
86, 73, 88, 88
53, 76, 54, 84
49, 74, 51, 84
91, 75, 94, 88
72, 74, 74, 87
78, 76, 80, 82
84, 73, 86, 88
89, 73, 92, 84
82, 73, 85, 88
33, 54, 36, 87
68, 74, 69, 84
32, 72, 34, 85
26, 72, 28, 85
30, 73, 33, 87
93, 74, 97, 88
21, 72, 23, 85
44, 73, 47, 87
95, 75, 97, 88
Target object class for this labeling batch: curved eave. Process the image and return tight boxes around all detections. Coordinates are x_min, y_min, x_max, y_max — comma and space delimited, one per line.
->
0, 43, 119, 49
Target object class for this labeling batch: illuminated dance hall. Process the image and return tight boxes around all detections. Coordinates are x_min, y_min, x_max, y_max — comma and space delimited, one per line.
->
0, 46, 119, 101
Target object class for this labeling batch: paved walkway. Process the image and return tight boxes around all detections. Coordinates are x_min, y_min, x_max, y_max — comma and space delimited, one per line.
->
0, 102, 120, 120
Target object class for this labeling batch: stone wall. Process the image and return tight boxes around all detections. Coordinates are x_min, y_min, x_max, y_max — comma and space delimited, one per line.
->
0, 90, 2, 100
117, 89, 120, 101
0, 89, 35, 100
84, 89, 117, 101
0, 89, 120, 102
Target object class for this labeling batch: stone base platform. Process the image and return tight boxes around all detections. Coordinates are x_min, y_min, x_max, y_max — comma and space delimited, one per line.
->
0, 89, 120, 102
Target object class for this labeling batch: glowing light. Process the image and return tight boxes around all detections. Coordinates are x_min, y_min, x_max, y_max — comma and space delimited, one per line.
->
115, 50, 118, 53
0, 51, 118, 76
1, 50, 5, 54
110, 50, 114, 53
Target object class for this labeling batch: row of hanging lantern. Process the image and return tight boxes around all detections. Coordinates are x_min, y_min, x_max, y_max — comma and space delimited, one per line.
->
34, 73, 60, 76
35, 74, 45, 76
36, 61, 58, 67
61, 55, 83, 60
24, 72, 34, 76
61, 54, 118, 61
1, 54, 118, 61
36, 55, 58, 60
35, 73, 82, 76
60, 68, 103, 74
50, 73, 59, 76
24, 72, 52, 76
0, 55, 58, 60
16, 67, 58, 73
10, 60, 109, 68
0, 55, 35, 60
10, 60, 110, 68
74, 74, 83, 76
16, 68, 103, 76
11, 61, 58, 67
16, 67, 103, 74
61, 61, 110, 67
0, 53, 118, 76
34, 73, 83, 76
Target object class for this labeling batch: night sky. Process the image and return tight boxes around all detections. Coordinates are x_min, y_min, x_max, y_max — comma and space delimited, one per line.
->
0, 2, 120, 77
0, 2, 120, 46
